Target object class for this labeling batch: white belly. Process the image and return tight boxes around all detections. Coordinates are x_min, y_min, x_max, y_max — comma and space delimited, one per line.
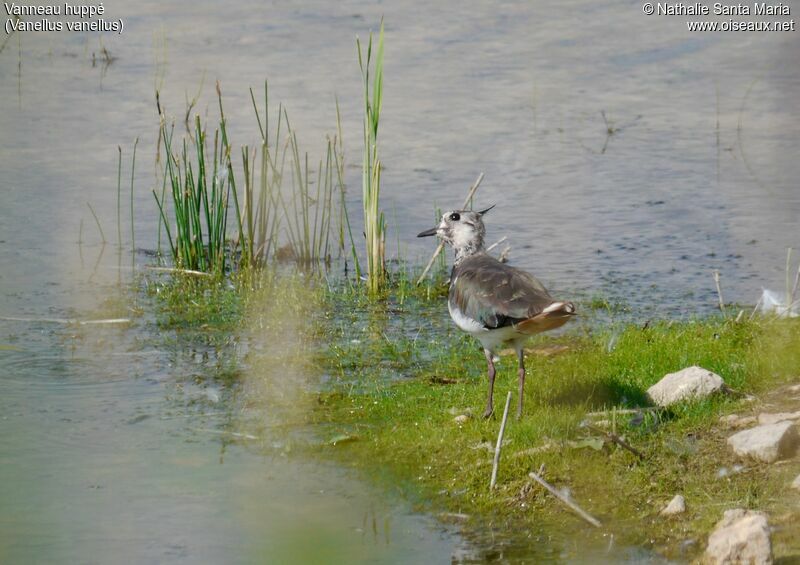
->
448, 301, 527, 353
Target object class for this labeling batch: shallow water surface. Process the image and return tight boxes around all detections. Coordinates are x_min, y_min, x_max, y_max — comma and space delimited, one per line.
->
0, 280, 474, 563
1, 0, 798, 562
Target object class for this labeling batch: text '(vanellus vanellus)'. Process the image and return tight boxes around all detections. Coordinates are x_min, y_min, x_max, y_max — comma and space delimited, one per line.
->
418, 206, 576, 419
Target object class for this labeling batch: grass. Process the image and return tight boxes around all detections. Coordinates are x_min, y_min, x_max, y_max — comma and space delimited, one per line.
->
310, 300, 800, 560
148, 272, 243, 330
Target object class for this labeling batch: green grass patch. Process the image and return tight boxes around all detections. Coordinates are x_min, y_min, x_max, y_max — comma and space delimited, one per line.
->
311, 314, 800, 560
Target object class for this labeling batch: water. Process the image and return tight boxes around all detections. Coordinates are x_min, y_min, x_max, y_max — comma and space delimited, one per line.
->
1, 0, 798, 562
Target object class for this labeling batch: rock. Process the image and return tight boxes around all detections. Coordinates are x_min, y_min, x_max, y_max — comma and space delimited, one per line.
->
647, 366, 726, 407
703, 509, 772, 565
679, 538, 697, 555
454, 414, 470, 424
727, 421, 798, 463
792, 474, 800, 491
736, 416, 758, 428
716, 465, 746, 478
660, 494, 686, 516
470, 441, 494, 452
720, 414, 758, 429
439, 512, 470, 522
757, 411, 800, 425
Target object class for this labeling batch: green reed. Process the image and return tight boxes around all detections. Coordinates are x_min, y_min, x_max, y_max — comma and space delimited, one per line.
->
153, 92, 231, 273
242, 81, 282, 267
357, 20, 386, 293
248, 82, 341, 265
153, 81, 347, 273
333, 96, 361, 277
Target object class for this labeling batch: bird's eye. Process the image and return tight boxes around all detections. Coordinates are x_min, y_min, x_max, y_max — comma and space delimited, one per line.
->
449, 212, 460, 222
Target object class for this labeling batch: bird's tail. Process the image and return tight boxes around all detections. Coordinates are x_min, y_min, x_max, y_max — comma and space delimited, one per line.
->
514, 301, 576, 334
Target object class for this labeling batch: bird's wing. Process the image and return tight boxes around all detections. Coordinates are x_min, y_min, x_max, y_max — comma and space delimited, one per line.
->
449, 254, 555, 329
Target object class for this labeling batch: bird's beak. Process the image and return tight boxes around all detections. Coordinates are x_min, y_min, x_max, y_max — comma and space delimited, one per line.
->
417, 226, 438, 238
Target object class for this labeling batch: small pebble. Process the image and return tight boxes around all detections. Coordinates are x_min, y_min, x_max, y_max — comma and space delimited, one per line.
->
205, 388, 221, 403
660, 494, 686, 516
454, 414, 470, 424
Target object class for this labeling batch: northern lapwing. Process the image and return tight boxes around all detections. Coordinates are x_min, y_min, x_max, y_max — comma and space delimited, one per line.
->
418, 206, 575, 419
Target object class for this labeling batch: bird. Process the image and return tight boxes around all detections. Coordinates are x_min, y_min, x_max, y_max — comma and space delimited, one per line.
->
417, 206, 575, 419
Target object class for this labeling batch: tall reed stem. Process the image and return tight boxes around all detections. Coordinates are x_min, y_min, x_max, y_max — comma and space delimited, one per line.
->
357, 20, 386, 293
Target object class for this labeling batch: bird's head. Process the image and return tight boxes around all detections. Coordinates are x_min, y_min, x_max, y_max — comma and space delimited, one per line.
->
417, 205, 494, 252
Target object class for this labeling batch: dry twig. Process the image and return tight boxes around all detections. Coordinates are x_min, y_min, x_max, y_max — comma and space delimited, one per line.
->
713, 270, 726, 316
490, 391, 512, 490
581, 422, 644, 460
528, 470, 602, 528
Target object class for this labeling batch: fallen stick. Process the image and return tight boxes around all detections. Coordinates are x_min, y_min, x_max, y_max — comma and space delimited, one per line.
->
585, 407, 659, 417
191, 428, 260, 440
748, 293, 764, 321
416, 172, 484, 285
0, 316, 131, 325
486, 236, 508, 253
490, 391, 512, 490
581, 422, 644, 460
528, 470, 602, 528
145, 266, 213, 277
713, 270, 726, 316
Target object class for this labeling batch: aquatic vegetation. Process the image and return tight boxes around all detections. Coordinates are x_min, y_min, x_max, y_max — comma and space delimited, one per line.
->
153, 83, 346, 273
86, 201, 106, 243
357, 21, 386, 293
153, 94, 232, 273
247, 81, 341, 266
147, 21, 393, 289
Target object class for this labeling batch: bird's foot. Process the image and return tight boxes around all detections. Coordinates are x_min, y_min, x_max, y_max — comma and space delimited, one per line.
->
482, 407, 494, 419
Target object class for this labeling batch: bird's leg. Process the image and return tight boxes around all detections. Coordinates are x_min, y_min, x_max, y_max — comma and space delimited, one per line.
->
483, 348, 496, 419
516, 347, 526, 419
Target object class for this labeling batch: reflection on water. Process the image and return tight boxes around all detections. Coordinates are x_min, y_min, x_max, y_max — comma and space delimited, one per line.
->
1, 0, 798, 561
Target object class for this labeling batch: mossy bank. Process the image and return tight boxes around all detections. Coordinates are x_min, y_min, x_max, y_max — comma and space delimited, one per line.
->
312, 288, 800, 561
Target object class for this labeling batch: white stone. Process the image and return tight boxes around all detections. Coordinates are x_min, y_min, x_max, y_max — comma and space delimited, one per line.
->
646, 366, 725, 407
727, 421, 798, 463
703, 509, 772, 565
720, 414, 739, 425
720, 414, 757, 429
660, 494, 686, 516
792, 474, 800, 491
757, 411, 800, 425
454, 414, 470, 424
